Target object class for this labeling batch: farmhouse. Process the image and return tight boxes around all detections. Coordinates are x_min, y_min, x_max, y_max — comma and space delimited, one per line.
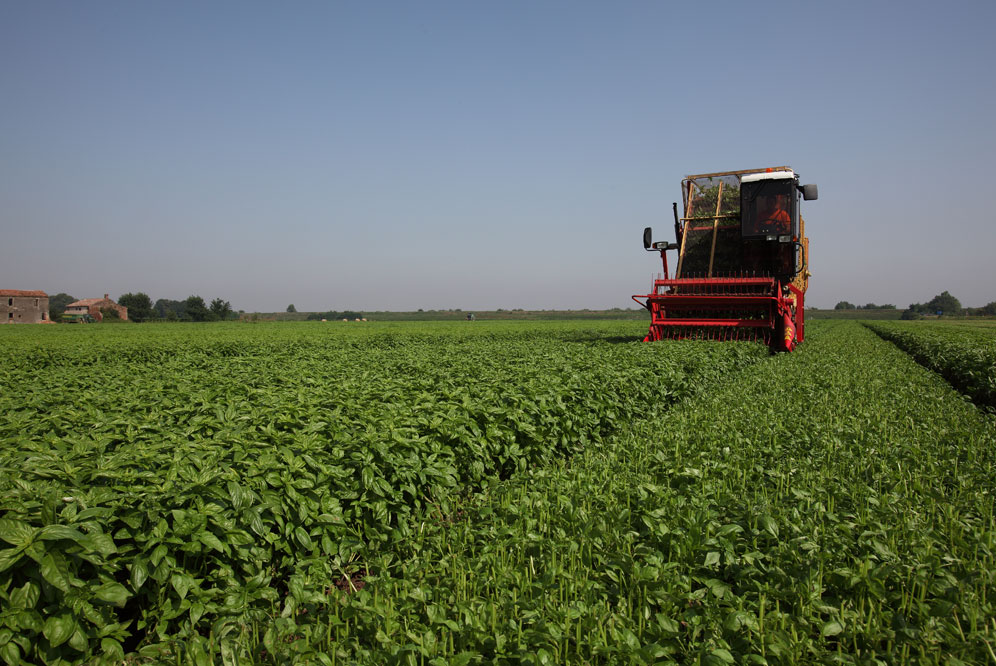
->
64, 293, 128, 322
1, 289, 50, 324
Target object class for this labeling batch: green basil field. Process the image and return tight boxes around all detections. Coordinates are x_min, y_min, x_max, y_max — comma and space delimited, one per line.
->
1, 320, 993, 665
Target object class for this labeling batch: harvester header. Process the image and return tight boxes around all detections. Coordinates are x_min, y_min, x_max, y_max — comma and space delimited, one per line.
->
633, 167, 818, 351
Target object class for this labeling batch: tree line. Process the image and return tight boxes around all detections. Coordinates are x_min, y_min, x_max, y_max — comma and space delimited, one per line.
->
834, 292, 996, 319
900, 291, 996, 319
834, 302, 897, 310
48, 292, 236, 323
145, 295, 235, 322
305, 310, 364, 321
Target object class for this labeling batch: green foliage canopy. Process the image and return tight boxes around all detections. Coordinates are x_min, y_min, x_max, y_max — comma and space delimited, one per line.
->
905, 290, 963, 317
47, 293, 76, 319
184, 295, 210, 322
118, 292, 154, 322
210, 298, 233, 320
0, 321, 992, 662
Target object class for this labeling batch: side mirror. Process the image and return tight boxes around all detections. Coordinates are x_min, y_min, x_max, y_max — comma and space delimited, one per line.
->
643, 227, 653, 249
800, 184, 818, 201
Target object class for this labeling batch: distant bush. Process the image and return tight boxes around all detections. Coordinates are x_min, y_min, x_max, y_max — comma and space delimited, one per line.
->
100, 306, 122, 321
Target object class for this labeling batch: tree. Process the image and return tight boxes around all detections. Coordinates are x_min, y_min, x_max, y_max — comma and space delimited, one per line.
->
834, 301, 855, 310
184, 295, 210, 322
286, 304, 297, 313
154, 298, 186, 320
905, 291, 963, 318
118, 292, 154, 322
982, 302, 996, 316
925, 291, 962, 315
210, 298, 233, 320
48, 293, 76, 319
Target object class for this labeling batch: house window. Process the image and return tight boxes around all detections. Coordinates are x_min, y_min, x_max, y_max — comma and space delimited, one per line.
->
7, 298, 11, 306
7, 313, 11, 320
34, 299, 38, 306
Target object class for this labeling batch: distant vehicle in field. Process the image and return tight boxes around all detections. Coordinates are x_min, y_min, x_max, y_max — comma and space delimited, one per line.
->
61, 313, 95, 324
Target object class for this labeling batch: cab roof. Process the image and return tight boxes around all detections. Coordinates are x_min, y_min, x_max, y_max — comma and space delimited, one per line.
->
741, 170, 797, 183
683, 166, 792, 182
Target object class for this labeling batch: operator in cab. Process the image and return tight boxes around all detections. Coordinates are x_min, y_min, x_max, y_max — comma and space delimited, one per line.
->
754, 193, 791, 234
744, 191, 793, 276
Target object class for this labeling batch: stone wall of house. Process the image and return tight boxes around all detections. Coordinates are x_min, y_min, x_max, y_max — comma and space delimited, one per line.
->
0, 290, 50, 324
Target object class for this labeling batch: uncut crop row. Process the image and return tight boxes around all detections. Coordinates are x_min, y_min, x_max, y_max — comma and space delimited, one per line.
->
0, 322, 764, 664
864, 321, 996, 410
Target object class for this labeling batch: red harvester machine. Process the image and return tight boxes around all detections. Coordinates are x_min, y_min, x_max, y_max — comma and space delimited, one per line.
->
633, 167, 818, 351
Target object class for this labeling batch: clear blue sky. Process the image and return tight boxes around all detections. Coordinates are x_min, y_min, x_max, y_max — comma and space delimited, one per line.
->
2, 1, 994, 311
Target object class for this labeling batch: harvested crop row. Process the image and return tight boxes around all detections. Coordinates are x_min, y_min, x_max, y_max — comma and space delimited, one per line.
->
272, 321, 996, 665
865, 320, 996, 410
0, 321, 765, 663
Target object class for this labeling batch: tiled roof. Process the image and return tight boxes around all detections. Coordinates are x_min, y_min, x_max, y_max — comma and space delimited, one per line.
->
66, 298, 108, 307
0, 289, 48, 297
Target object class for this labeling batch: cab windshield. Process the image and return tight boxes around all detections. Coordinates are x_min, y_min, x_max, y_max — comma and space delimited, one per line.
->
741, 179, 797, 239
675, 170, 800, 278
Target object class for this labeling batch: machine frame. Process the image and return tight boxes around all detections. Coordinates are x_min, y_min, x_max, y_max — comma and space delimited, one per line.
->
632, 167, 817, 351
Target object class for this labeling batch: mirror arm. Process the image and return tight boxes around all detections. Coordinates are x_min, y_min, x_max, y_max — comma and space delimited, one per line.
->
672, 202, 682, 246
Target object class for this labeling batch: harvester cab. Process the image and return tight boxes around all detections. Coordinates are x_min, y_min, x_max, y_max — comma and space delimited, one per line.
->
633, 167, 818, 351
